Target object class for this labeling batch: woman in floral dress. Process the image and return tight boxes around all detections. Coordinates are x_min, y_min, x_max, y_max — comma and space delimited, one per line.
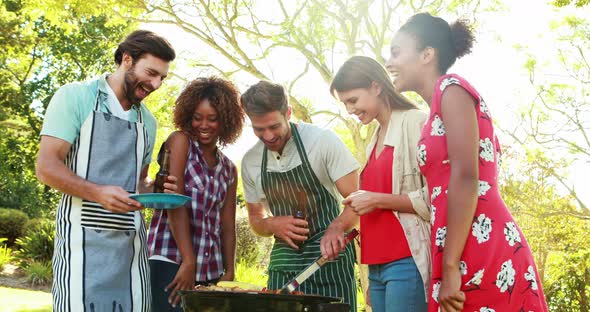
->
385, 13, 548, 312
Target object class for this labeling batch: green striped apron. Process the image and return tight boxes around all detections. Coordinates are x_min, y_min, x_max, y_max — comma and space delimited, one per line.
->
261, 123, 357, 312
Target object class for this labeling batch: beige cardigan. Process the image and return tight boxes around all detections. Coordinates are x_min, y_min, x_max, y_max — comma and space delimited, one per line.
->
362, 108, 431, 301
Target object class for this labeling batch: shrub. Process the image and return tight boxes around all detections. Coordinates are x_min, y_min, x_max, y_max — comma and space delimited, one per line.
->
0, 208, 29, 246
25, 260, 52, 287
0, 238, 13, 271
235, 212, 273, 267
235, 260, 267, 287
16, 219, 55, 265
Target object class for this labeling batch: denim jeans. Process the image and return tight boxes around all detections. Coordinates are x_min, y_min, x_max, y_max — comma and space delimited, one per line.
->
368, 256, 427, 312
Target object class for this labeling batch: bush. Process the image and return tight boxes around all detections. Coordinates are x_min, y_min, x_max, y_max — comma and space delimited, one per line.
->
235, 260, 267, 287
0, 238, 13, 271
25, 260, 52, 287
0, 208, 29, 246
16, 219, 55, 265
235, 212, 273, 267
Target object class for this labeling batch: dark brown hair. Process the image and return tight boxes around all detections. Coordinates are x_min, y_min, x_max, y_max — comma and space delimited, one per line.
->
240, 81, 289, 116
173, 77, 244, 146
330, 56, 418, 110
114, 30, 176, 65
399, 13, 475, 74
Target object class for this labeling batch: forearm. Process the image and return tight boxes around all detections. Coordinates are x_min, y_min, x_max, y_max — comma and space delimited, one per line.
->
328, 207, 359, 232
373, 193, 415, 214
443, 173, 478, 269
168, 208, 196, 264
221, 226, 236, 276
37, 158, 102, 202
248, 214, 276, 237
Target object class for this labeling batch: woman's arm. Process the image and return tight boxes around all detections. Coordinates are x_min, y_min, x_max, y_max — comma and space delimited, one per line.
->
219, 166, 238, 281
162, 132, 197, 306
438, 85, 479, 311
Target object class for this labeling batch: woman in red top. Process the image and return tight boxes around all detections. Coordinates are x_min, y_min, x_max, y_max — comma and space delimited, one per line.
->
386, 13, 548, 312
330, 56, 430, 312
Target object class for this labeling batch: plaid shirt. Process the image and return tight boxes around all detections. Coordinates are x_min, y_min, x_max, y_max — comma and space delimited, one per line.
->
148, 139, 235, 281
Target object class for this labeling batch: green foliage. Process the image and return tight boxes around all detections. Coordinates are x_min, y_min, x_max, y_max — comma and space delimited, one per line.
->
234, 260, 268, 287
499, 148, 590, 311
0, 238, 13, 271
0, 123, 59, 218
545, 249, 590, 311
552, 0, 590, 7
0, 208, 29, 246
24, 260, 52, 287
235, 212, 273, 267
16, 219, 55, 265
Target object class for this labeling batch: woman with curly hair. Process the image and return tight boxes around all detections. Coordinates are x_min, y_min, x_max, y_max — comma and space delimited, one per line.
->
147, 77, 245, 311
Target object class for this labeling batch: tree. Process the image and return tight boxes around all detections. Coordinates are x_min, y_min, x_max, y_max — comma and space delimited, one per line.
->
509, 15, 590, 218
0, 0, 136, 216
499, 147, 590, 311
103, 0, 494, 163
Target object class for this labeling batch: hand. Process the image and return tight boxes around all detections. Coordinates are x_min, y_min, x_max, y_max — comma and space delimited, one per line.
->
365, 288, 371, 307
218, 271, 235, 282
95, 185, 143, 213
270, 215, 309, 249
342, 191, 379, 216
163, 175, 178, 193
439, 264, 466, 312
166, 261, 196, 308
320, 224, 346, 261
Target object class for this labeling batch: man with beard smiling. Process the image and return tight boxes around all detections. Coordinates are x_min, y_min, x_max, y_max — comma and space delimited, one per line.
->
36, 30, 176, 311
240, 81, 360, 311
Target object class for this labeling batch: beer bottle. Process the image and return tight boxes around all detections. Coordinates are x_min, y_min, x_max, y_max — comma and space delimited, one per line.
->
294, 190, 307, 251
153, 149, 170, 193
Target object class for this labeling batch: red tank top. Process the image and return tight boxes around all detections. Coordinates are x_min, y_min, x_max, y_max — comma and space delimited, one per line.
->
360, 145, 412, 264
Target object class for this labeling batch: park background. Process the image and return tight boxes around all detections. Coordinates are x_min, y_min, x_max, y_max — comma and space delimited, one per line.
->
0, 0, 589, 310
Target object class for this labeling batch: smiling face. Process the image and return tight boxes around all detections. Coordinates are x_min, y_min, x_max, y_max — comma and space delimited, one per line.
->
122, 53, 170, 105
385, 31, 425, 93
335, 83, 383, 125
248, 109, 292, 153
191, 99, 221, 147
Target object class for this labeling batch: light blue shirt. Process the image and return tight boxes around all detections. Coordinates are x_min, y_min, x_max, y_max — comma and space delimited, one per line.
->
40, 75, 157, 167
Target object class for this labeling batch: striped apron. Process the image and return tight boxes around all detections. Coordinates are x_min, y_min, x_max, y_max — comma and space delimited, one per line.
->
262, 123, 357, 312
52, 82, 150, 312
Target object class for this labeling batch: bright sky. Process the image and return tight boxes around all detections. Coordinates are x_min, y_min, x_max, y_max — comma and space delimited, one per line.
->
144, 0, 589, 205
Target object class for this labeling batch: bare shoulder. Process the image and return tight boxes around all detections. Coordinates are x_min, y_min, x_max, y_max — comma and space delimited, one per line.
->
440, 85, 476, 110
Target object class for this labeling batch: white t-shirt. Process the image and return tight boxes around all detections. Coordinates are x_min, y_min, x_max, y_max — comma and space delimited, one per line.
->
104, 77, 131, 120
241, 122, 360, 204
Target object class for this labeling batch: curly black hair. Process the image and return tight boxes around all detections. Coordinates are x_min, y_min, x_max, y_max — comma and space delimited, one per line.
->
173, 77, 244, 146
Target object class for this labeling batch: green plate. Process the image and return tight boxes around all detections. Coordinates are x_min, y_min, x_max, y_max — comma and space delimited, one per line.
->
130, 193, 191, 209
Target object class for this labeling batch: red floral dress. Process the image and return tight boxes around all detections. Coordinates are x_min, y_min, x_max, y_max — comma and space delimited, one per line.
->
418, 74, 548, 311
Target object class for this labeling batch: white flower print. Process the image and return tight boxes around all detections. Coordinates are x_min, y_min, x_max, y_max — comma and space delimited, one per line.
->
504, 222, 522, 247
432, 281, 441, 303
480, 308, 495, 312
496, 259, 516, 293
466, 269, 485, 287
417, 144, 427, 166
431, 186, 442, 202
478, 180, 491, 197
439, 77, 461, 92
435, 227, 447, 251
479, 138, 494, 162
525, 265, 539, 291
431, 204, 437, 225
459, 261, 467, 276
480, 99, 491, 118
472, 214, 493, 244
430, 115, 446, 136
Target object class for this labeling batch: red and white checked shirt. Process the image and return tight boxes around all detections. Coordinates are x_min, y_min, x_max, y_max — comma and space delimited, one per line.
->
148, 139, 235, 281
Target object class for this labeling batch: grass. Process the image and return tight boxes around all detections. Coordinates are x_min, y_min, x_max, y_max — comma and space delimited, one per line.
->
0, 287, 51, 312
